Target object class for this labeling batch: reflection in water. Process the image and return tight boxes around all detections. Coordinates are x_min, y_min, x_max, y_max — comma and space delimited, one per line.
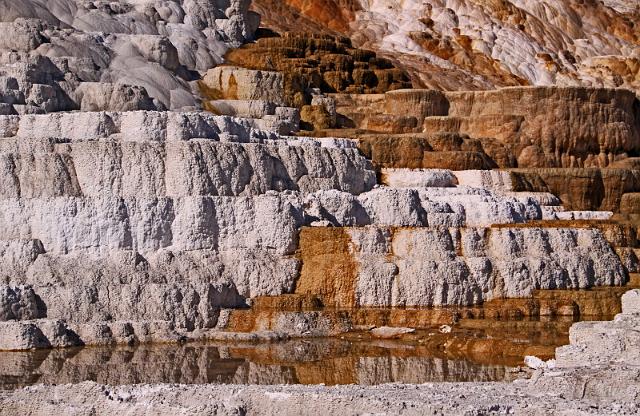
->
0, 316, 577, 389
0, 338, 518, 389
2, 278, 637, 390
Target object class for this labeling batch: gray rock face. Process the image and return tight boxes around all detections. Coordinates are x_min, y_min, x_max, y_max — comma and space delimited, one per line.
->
0, 141, 374, 198
0, 1, 260, 112
0, 111, 376, 202
0, 195, 307, 255
0, 104, 629, 348
0, 110, 307, 143
0, 285, 46, 321
349, 226, 625, 307
0, 321, 51, 350
622, 290, 640, 314
0, 109, 370, 343
381, 169, 458, 188
203, 66, 286, 105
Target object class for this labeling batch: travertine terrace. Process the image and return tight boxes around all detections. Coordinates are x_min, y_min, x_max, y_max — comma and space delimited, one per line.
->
0, 0, 639, 414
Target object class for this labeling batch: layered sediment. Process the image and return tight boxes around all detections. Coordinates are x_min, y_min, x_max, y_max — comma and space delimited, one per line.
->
0, 136, 630, 348
328, 86, 640, 170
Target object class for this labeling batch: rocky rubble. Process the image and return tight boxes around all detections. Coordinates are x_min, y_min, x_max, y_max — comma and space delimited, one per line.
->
554, 289, 640, 367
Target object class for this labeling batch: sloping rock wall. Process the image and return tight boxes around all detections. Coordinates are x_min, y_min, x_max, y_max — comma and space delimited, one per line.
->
442, 87, 640, 169
352, 86, 640, 169
511, 168, 640, 211
0, 0, 261, 112
255, 0, 640, 95
0, 109, 629, 348
296, 226, 625, 308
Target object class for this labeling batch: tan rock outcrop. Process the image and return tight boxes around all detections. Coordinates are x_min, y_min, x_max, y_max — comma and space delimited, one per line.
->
357, 133, 500, 171
223, 32, 412, 109
621, 193, 640, 214
439, 87, 640, 169
201, 67, 285, 105
511, 168, 640, 211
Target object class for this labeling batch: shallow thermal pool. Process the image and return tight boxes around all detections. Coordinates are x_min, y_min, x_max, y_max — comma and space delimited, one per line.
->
3, 279, 638, 389
0, 313, 605, 389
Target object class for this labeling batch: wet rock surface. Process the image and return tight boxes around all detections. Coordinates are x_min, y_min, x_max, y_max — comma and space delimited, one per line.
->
0, 320, 579, 390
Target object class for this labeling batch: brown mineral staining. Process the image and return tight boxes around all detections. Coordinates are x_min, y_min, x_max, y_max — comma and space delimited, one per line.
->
252, 0, 359, 34
323, 86, 639, 172
221, 274, 640, 334
408, 31, 529, 88
620, 193, 640, 215
294, 227, 359, 308
357, 135, 434, 170
383, 89, 450, 123
440, 87, 640, 169
251, 294, 324, 311
197, 79, 228, 114
592, 219, 639, 248
346, 307, 463, 328
420, 151, 497, 170
255, 0, 640, 95
215, 281, 640, 370
300, 105, 334, 130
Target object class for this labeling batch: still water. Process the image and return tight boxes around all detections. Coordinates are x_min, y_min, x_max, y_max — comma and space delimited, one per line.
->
4, 279, 637, 390
0, 315, 586, 389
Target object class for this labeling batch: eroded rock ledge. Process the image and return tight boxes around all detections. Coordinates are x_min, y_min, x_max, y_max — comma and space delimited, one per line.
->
0, 106, 631, 349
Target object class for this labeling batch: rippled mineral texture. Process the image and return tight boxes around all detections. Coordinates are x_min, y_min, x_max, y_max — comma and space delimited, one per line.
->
255, 0, 640, 93
0, 0, 639, 414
